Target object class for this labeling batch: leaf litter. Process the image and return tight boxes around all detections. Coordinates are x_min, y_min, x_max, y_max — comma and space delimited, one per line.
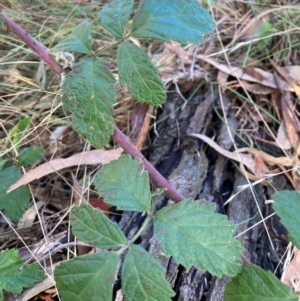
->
2, 1, 300, 300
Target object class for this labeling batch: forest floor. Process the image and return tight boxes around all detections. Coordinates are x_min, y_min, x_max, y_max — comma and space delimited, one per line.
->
1, 1, 300, 300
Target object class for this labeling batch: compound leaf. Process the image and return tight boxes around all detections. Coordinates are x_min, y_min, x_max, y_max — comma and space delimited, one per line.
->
0, 249, 44, 300
117, 41, 166, 105
272, 190, 300, 248
99, 0, 134, 39
55, 252, 118, 301
0, 166, 30, 222
18, 147, 45, 166
154, 200, 243, 277
62, 57, 115, 148
132, 0, 215, 44
94, 154, 152, 212
122, 244, 175, 301
52, 20, 93, 54
224, 265, 298, 301
71, 203, 127, 248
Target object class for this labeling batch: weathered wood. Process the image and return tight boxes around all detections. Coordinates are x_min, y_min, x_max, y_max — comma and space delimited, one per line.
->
118, 85, 288, 300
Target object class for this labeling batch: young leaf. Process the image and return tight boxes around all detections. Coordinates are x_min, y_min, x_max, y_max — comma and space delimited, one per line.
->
224, 265, 298, 301
94, 154, 152, 212
122, 244, 175, 301
6, 117, 31, 151
71, 203, 127, 248
154, 200, 243, 277
18, 147, 45, 166
62, 57, 115, 148
99, 0, 134, 39
117, 41, 166, 105
0, 166, 30, 222
0, 249, 44, 301
131, 0, 215, 44
52, 20, 93, 54
272, 190, 300, 248
55, 252, 118, 301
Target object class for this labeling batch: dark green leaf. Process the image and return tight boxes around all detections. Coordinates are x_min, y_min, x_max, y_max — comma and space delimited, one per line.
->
55, 252, 118, 301
122, 245, 175, 301
272, 190, 300, 248
0, 159, 10, 172
0, 166, 30, 222
224, 265, 298, 301
154, 200, 243, 277
0, 249, 44, 300
18, 147, 45, 166
94, 154, 152, 212
99, 0, 134, 39
52, 20, 93, 54
117, 41, 166, 105
62, 57, 115, 148
71, 203, 127, 248
0, 16, 5, 28
132, 0, 215, 44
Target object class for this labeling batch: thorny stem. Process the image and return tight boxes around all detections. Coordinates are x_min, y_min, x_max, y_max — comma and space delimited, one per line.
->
114, 127, 185, 202
0, 11, 185, 203
0, 12, 63, 76
1, 11, 252, 268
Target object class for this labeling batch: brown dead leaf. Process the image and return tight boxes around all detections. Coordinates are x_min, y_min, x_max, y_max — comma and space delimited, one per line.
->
188, 133, 257, 174
227, 6, 300, 48
282, 247, 300, 292
283, 66, 300, 83
271, 61, 300, 103
243, 148, 293, 167
276, 123, 292, 150
17, 200, 45, 229
217, 70, 229, 93
238, 81, 275, 95
276, 77, 300, 150
189, 134, 294, 180
8, 148, 123, 192
70, 172, 86, 205
197, 55, 293, 92
283, 65, 300, 101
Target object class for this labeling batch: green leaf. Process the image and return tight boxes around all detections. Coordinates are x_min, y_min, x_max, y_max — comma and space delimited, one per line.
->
52, 20, 93, 54
154, 200, 243, 277
0, 159, 9, 172
55, 252, 118, 301
132, 0, 215, 44
71, 203, 127, 248
6, 117, 31, 151
0, 249, 44, 300
62, 57, 115, 148
117, 41, 166, 105
0, 16, 4, 28
272, 190, 300, 248
18, 147, 45, 166
94, 154, 152, 212
224, 265, 298, 301
122, 244, 175, 301
99, 0, 134, 39
0, 166, 30, 222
